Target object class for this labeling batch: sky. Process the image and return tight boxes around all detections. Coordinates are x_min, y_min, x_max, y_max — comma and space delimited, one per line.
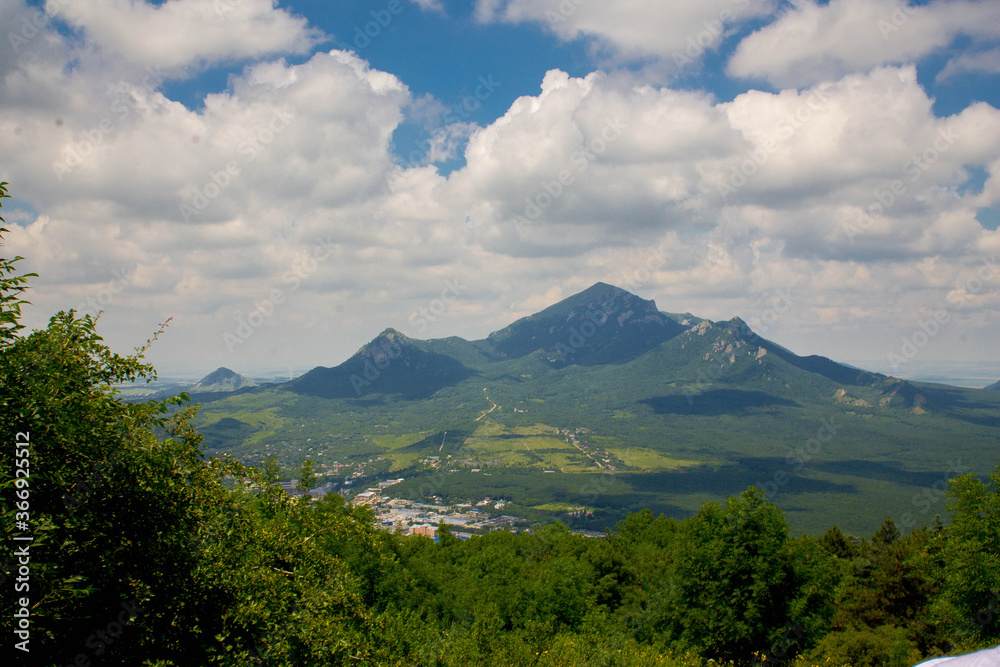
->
1, 0, 999, 381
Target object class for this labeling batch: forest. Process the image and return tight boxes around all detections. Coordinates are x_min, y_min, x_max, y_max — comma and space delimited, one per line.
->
2, 181, 999, 666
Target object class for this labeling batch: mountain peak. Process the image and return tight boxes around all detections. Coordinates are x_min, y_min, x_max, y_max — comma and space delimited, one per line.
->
579, 281, 632, 296
375, 327, 410, 343
485, 282, 686, 365
354, 328, 415, 363
289, 327, 472, 400
725, 316, 756, 339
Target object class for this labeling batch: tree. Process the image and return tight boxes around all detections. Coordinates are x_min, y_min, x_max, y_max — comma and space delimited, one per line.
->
819, 525, 859, 560
0, 232, 225, 660
294, 457, 319, 496
0, 182, 37, 344
657, 487, 795, 663
258, 453, 283, 486
935, 463, 1000, 647
0, 192, 387, 664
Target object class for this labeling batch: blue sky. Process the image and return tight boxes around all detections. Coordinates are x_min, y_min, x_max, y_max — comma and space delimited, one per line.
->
164, 1, 1000, 176
1, 0, 1000, 379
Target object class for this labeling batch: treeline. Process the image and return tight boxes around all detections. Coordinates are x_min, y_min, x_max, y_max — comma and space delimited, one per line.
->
1, 186, 999, 666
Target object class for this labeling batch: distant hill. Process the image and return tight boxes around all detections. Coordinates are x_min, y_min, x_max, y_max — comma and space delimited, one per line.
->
191, 367, 256, 393
986, 380, 1000, 390
192, 282, 1000, 536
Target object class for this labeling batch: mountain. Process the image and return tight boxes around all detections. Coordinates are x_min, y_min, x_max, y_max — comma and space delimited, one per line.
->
986, 380, 1000, 390
288, 328, 476, 399
191, 367, 256, 393
191, 283, 1000, 536
486, 282, 688, 366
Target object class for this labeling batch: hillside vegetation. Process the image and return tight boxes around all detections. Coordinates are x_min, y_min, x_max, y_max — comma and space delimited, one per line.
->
2, 183, 1000, 666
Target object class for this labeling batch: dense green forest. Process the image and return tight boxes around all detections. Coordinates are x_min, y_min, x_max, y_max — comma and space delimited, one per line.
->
2, 181, 999, 666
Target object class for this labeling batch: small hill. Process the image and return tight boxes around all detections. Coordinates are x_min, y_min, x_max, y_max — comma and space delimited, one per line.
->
191, 367, 256, 393
986, 379, 1000, 390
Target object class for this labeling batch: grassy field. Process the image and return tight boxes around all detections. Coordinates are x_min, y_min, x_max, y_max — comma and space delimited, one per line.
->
530, 502, 592, 512
605, 447, 702, 470
458, 421, 595, 471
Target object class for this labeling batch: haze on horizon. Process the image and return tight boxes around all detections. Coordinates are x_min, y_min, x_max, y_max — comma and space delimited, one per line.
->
1, 0, 999, 376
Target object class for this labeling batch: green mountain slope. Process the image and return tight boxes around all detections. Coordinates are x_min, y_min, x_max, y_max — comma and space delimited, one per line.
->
190, 283, 1000, 536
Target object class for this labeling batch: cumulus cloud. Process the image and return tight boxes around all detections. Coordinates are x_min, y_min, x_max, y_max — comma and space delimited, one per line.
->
728, 0, 1000, 88
2, 3, 998, 372
473, 0, 775, 67
47, 0, 325, 72
0, 34, 415, 365
433, 65, 1000, 264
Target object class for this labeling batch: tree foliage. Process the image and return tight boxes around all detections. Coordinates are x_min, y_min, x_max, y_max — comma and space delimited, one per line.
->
0, 182, 37, 344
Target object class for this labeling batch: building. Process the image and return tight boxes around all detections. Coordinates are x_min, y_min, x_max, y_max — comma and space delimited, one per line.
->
409, 524, 438, 538
353, 490, 379, 505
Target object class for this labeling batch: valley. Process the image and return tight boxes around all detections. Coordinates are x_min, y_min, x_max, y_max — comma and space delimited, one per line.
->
187, 283, 1000, 536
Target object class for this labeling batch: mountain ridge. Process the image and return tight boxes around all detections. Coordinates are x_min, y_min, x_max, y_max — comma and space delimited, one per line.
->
190, 282, 1000, 535
282, 282, 907, 408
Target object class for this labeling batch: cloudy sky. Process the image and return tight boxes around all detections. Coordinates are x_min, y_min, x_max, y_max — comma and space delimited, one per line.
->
1, 0, 999, 380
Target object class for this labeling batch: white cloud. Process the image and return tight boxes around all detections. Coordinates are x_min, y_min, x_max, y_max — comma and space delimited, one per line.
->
728, 0, 1000, 88
409, 0, 446, 14
48, 0, 325, 72
435, 65, 1000, 263
936, 47, 1000, 82
2, 7, 999, 372
473, 0, 775, 68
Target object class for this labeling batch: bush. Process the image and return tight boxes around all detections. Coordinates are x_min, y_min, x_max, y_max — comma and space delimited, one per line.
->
807, 625, 921, 667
